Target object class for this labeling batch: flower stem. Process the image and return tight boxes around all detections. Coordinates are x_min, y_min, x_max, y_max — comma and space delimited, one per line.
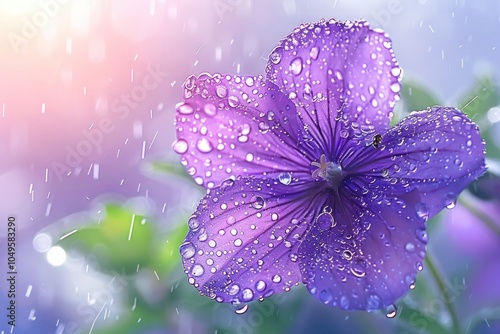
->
425, 254, 462, 334
458, 197, 500, 238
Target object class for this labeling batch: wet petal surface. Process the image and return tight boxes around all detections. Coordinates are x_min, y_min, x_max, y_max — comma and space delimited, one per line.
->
266, 19, 401, 154
298, 194, 427, 310
175, 74, 312, 188
181, 178, 319, 303
343, 106, 486, 218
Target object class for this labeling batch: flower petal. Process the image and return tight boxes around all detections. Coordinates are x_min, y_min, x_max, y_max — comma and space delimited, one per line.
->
298, 194, 427, 310
342, 106, 487, 218
181, 178, 319, 303
175, 74, 312, 189
266, 19, 401, 153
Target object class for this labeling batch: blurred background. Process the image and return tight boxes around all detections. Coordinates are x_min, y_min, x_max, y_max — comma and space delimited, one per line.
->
0, 0, 499, 333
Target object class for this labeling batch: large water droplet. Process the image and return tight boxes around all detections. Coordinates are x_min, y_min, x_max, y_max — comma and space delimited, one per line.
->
386, 304, 397, 318
176, 102, 194, 115
316, 212, 335, 231
350, 259, 366, 278
228, 284, 240, 295
319, 289, 333, 304
272, 274, 282, 283
290, 57, 303, 75
251, 196, 265, 209
172, 139, 188, 154
196, 138, 214, 153
309, 46, 319, 60
444, 192, 456, 209
245, 77, 254, 87
228, 95, 240, 107
278, 172, 292, 185
216, 85, 227, 98
203, 103, 217, 116
191, 264, 204, 277
270, 47, 282, 64
188, 215, 200, 230
415, 202, 429, 221
255, 280, 267, 292
405, 242, 415, 252
242, 288, 254, 301
180, 242, 195, 259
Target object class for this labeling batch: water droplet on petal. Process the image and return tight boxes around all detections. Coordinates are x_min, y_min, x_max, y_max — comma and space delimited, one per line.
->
188, 215, 200, 230
316, 212, 335, 231
245, 77, 254, 86
272, 274, 282, 283
191, 264, 204, 277
278, 172, 292, 185
196, 138, 213, 153
229, 284, 240, 295
255, 280, 266, 292
405, 242, 415, 252
416, 228, 428, 243
386, 304, 397, 318
228, 95, 240, 107
242, 288, 254, 301
251, 196, 265, 209
415, 203, 429, 221
444, 192, 456, 209
309, 46, 319, 60
203, 103, 217, 116
390, 82, 401, 93
176, 102, 194, 115
172, 139, 188, 154
226, 215, 236, 225
320, 289, 333, 304
180, 242, 195, 259
216, 85, 227, 98
270, 47, 282, 64
350, 259, 366, 278
290, 57, 303, 75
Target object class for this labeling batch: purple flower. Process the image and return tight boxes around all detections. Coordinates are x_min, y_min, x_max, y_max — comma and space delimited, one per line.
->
174, 19, 486, 310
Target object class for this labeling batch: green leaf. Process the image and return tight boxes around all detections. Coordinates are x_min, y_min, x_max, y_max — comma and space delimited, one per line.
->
145, 160, 195, 184
458, 76, 499, 118
58, 203, 155, 274
401, 80, 441, 113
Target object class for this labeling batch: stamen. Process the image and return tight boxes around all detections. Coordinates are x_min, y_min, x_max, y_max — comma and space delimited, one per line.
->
311, 154, 345, 188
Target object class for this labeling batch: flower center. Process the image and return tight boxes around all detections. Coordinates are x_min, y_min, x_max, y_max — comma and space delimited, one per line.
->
311, 154, 345, 189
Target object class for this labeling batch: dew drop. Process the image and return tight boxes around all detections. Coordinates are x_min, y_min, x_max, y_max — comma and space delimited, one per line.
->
272, 274, 282, 283
216, 85, 227, 98
367, 294, 381, 309
251, 196, 265, 209
405, 242, 415, 252
270, 47, 282, 64
234, 238, 242, 247
176, 102, 194, 115
196, 138, 214, 153
203, 103, 217, 116
444, 192, 456, 209
416, 228, 428, 243
350, 259, 366, 278
188, 215, 200, 230
229, 284, 240, 295
258, 121, 270, 133
245, 153, 254, 162
320, 289, 333, 304
255, 280, 267, 292
390, 82, 401, 93
415, 202, 429, 221
245, 77, 254, 86
242, 288, 254, 301
180, 242, 195, 259
290, 57, 303, 75
386, 304, 397, 318
191, 264, 204, 277
226, 215, 236, 225
172, 139, 188, 154
228, 95, 240, 107
309, 46, 319, 60
316, 212, 335, 231
278, 172, 292, 185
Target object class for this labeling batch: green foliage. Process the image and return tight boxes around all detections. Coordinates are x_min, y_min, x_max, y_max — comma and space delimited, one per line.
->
401, 80, 441, 113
